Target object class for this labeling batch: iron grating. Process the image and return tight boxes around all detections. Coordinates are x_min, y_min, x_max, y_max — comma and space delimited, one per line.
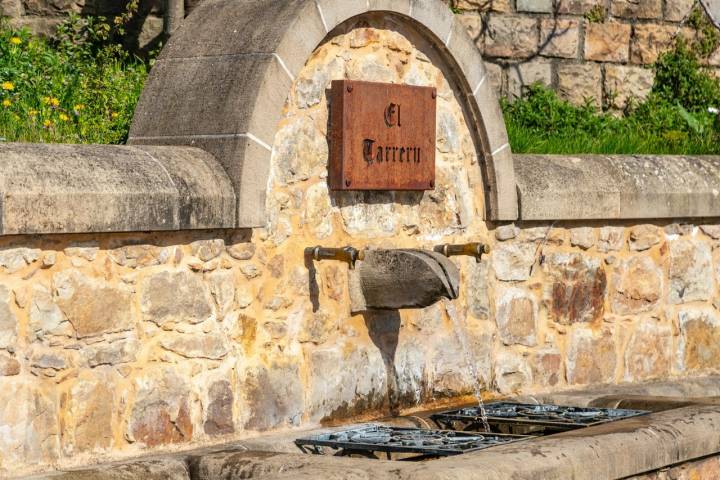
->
431, 402, 650, 435
295, 424, 529, 460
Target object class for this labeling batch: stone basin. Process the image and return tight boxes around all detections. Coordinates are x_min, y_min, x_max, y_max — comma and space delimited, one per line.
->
23, 376, 720, 480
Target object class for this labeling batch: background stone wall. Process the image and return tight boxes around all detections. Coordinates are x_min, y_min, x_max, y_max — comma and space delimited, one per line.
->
448, 0, 717, 109
2, 0, 718, 109
2, 19, 720, 477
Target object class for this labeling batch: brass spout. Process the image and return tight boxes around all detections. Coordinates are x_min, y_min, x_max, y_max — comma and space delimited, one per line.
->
304, 246, 365, 269
433, 242, 490, 263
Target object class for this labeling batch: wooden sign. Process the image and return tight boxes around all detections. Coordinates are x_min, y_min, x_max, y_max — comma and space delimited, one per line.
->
329, 80, 436, 191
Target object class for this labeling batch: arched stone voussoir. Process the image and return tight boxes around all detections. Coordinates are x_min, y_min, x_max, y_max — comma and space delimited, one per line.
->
130, 0, 518, 227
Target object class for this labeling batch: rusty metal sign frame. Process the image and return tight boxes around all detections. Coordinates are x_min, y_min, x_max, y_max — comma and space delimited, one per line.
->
329, 80, 436, 191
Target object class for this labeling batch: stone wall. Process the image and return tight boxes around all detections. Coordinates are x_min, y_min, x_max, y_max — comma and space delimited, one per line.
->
0, 0, 201, 50
449, 0, 718, 108
2, 20, 720, 477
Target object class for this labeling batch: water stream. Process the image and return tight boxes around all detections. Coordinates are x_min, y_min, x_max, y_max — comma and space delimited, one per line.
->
443, 299, 490, 432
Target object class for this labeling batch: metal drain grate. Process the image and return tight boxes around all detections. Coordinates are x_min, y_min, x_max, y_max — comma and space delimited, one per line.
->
431, 402, 649, 435
295, 424, 528, 460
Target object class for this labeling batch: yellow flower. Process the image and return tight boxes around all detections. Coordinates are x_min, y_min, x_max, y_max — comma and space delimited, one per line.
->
43, 96, 59, 107
59, 113, 69, 122
111, 112, 119, 119
43, 119, 52, 128
9, 37, 21, 45
28, 109, 38, 116
2, 99, 11, 107
73, 104, 84, 111
1, 82, 14, 91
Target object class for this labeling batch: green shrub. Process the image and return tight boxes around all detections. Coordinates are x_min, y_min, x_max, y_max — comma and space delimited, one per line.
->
0, 5, 150, 144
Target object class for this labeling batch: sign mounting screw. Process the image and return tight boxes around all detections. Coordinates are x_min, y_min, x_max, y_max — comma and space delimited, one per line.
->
347, 85, 353, 93
431, 90, 437, 99
430, 180, 435, 188
345, 179, 352, 187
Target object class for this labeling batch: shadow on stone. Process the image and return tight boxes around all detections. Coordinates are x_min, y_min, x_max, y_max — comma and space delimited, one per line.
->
363, 310, 402, 417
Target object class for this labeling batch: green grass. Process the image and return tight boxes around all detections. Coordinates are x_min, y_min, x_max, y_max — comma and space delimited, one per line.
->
505, 40, 720, 155
1, 12, 720, 155
0, 13, 150, 144
504, 87, 720, 155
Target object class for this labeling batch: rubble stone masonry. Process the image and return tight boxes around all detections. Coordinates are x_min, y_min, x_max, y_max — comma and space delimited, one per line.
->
1, 23, 720, 476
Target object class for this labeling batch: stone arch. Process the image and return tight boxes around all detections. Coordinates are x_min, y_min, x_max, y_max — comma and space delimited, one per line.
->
128, 0, 517, 227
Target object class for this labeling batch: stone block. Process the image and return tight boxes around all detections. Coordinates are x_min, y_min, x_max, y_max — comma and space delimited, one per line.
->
140, 271, 213, 326
531, 349, 563, 387
109, 244, 170, 269
668, 239, 713, 304
272, 116, 328, 186
0, 351, 19, 376
127, 369, 193, 447
54, 270, 134, 338
556, 0, 602, 14
495, 224, 518, 241
611, 0, 662, 19
631, 24, 680, 65
517, 0, 552, 13
666, 0, 695, 21
605, 65, 654, 110
624, 322, 672, 381
83, 337, 139, 368
0, 247, 40, 273
628, 224, 662, 251
0, 0, 23, 16
447, 18, 488, 91
679, 308, 720, 372
584, 21, 631, 62
485, 61, 504, 96
190, 239, 224, 262
494, 350, 532, 394
458, 11, 482, 46
539, 18, 580, 59
432, 326, 492, 397
0, 144, 235, 234
570, 227, 596, 250
557, 63, 602, 107
467, 259, 491, 319
242, 361, 304, 430
566, 327, 616, 385
307, 344, 385, 422
611, 256, 662, 315
515, 154, 720, 220
496, 288, 538, 346
204, 380, 234, 436
492, 243, 536, 281
598, 226, 625, 252
61, 371, 116, 454
483, 15, 538, 58
507, 59, 553, 98
0, 381, 59, 465
455, 0, 512, 12
160, 333, 229, 360
0, 286, 18, 351
302, 183, 333, 239
410, 0, 455, 45
544, 252, 606, 325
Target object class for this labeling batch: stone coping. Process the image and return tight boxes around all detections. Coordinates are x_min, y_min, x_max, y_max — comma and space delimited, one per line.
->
514, 154, 720, 221
25, 376, 720, 480
0, 143, 235, 235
